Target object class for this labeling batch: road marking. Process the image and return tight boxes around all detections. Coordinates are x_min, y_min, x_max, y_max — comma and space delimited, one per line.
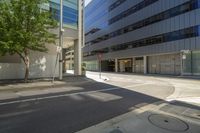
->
0, 83, 151, 106
0, 110, 36, 118
0, 87, 120, 106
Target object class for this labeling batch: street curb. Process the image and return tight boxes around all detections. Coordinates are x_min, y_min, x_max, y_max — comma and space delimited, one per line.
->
0, 78, 93, 93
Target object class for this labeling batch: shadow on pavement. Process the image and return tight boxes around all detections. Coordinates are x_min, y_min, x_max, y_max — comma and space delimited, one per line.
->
0, 76, 199, 133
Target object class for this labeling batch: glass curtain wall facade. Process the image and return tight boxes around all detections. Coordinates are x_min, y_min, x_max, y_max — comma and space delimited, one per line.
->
49, 0, 78, 29
83, 0, 200, 75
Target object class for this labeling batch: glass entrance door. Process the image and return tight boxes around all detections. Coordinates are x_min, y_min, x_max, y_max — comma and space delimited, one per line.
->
118, 58, 132, 72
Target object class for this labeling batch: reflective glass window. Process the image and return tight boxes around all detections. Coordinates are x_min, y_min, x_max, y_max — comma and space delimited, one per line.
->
50, 1, 78, 28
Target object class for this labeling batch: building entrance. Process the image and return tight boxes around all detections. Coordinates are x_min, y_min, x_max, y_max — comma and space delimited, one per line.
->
133, 57, 144, 73
101, 60, 115, 72
118, 58, 132, 72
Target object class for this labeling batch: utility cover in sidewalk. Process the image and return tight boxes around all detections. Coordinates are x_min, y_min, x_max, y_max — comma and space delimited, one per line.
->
148, 114, 189, 132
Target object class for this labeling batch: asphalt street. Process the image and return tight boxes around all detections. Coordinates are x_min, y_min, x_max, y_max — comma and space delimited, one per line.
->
0, 72, 199, 133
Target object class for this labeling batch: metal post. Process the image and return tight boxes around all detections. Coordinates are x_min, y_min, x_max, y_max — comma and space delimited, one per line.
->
52, 52, 59, 83
59, 0, 63, 80
99, 59, 101, 79
191, 51, 193, 74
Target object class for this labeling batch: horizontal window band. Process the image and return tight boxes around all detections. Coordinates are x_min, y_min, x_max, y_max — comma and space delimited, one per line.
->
83, 25, 200, 57
85, 0, 199, 46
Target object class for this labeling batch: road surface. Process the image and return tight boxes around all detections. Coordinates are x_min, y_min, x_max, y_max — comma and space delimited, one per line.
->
0, 72, 199, 133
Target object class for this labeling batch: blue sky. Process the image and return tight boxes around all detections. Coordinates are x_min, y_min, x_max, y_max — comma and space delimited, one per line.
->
85, 0, 92, 6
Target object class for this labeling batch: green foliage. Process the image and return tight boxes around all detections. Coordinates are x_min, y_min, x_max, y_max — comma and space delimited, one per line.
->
0, 0, 57, 56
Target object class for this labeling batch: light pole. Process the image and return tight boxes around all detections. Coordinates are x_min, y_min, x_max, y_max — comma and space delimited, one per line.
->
59, 0, 63, 80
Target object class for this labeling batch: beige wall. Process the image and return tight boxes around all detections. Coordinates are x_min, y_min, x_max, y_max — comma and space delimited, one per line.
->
0, 54, 21, 63
0, 44, 59, 80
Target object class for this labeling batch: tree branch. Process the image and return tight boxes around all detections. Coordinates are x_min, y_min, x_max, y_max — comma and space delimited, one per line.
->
16, 51, 25, 63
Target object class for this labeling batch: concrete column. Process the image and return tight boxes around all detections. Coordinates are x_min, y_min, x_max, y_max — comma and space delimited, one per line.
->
74, 0, 83, 75
74, 39, 82, 75
115, 58, 118, 72
70, 51, 73, 70
143, 56, 148, 74
132, 57, 135, 73
82, 0, 85, 47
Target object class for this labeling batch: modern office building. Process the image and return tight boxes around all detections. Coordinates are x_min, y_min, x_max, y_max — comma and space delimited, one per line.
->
0, 0, 84, 80
83, 0, 200, 75
50, 0, 84, 76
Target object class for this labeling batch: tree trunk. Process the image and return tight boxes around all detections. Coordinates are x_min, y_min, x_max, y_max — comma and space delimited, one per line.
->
17, 50, 30, 83
24, 50, 30, 83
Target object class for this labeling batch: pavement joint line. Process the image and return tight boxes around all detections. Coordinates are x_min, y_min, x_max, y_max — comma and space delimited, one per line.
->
181, 108, 190, 115
0, 87, 120, 106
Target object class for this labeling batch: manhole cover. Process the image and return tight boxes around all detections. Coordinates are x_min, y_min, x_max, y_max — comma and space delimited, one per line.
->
148, 114, 189, 132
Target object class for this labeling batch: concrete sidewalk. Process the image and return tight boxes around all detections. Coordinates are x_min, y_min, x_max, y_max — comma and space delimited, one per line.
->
0, 72, 109, 101
0, 76, 92, 90
0, 76, 92, 100
77, 101, 200, 133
